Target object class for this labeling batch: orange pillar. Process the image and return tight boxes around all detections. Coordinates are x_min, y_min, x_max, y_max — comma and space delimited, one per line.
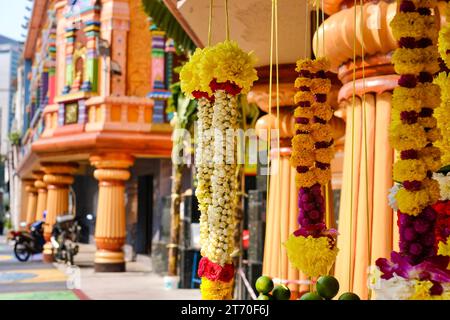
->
33, 171, 48, 222
24, 181, 38, 226
90, 153, 134, 272
41, 163, 79, 263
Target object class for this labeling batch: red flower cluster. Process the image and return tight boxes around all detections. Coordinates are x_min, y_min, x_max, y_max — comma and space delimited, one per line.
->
433, 200, 450, 245
209, 79, 242, 96
192, 90, 215, 102
197, 257, 235, 282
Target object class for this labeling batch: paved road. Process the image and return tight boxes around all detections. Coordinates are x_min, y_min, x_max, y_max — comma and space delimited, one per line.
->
0, 237, 85, 300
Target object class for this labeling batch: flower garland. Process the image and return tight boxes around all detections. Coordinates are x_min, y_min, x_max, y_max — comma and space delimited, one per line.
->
435, 0, 450, 266
374, 0, 450, 300
284, 57, 338, 278
181, 40, 258, 300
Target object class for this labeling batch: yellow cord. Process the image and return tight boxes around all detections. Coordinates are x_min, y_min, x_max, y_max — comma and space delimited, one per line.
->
305, 1, 309, 58
225, 0, 230, 41
265, 0, 275, 281
274, 0, 282, 286
348, 0, 358, 293
208, 0, 214, 46
360, 0, 372, 300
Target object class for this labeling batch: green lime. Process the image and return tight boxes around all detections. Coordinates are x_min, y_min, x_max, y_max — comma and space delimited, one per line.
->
257, 294, 270, 300
338, 292, 360, 300
272, 285, 291, 300
300, 292, 323, 300
255, 276, 274, 294
316, 275, 340, 300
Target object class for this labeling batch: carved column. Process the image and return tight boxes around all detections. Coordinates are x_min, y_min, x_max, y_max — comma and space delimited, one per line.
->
24, 181, 38, 226
90, 153, 134, 272
41, 163, 79, 263
33, 171, 47, 222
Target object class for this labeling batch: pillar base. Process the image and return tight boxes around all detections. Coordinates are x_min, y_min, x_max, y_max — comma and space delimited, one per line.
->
94, 262, 126, 272
43, 242, 54, 263
94, 249, 125, 272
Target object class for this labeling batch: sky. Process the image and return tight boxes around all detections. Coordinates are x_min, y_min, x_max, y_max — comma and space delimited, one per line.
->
0, 0, 32, 42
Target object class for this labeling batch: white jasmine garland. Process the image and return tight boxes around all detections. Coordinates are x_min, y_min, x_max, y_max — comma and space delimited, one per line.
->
195, 97, 214, 256
205, 90, 238, 266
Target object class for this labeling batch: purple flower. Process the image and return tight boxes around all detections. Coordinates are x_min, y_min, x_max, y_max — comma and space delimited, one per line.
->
400, 149, 419, 160
403, 180, 422, 191
398, 37, 416, 49
296, 117, 309, 124
413, 219, 430, 234
403, 227, 417, 241
398, 74, 417, 88
417, 7, 431, 16
400, 111, 418, 124
418, 71, 433, 82
409, 243, 423, 256
417, 38, 433, 48
419, 108, 433, 117
399, 1, 415, 13
430, 282, 444, 296
314, 94, 327, 103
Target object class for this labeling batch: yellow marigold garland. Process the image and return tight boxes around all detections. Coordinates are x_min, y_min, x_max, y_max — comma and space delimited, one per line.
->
286, 57, 338, 278
433, 72, 450, 166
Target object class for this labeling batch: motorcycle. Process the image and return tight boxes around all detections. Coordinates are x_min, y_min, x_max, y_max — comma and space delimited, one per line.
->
51, 214, 81, 265
12, 221, 46, 262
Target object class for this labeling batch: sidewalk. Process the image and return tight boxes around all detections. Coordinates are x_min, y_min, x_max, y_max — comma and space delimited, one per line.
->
0, 236, 201, 300
64, 243, 201, 300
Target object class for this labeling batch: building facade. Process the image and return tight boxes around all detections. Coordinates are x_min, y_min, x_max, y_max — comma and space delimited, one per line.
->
13, 0, 180, 272
0, 35, 22, 202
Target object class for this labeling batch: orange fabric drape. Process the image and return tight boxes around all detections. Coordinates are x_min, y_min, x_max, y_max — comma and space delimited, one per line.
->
262, 154, 309, 298
334, 92, 396, 299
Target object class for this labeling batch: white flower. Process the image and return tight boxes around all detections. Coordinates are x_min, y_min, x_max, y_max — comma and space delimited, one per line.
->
434, 172, 450, 200
388, 183, 401, 211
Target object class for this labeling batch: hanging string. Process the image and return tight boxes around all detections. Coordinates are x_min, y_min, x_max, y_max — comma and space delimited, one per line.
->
316, 0, 319, 57
348, 0, 358, 293
274, 0, 283, 287
322, 0, 325, 57
208, 0, 214, 46
360, 0, 372, 300
225, 0, 230, 41
304, 0, 309, 58
265, 0, 275, 282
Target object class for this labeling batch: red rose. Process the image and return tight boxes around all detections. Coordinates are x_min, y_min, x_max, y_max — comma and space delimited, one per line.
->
197, 257, 208, 277
219, 263, 235, 282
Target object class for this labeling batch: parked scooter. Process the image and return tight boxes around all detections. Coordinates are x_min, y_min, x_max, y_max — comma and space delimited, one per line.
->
51, 214, 81, 265
12, 221, 46, 262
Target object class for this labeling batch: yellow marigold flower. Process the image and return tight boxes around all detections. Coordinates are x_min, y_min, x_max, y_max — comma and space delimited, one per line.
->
418, 116, 437, 129
389, 123, 427, 151
421, 83, 441, 109
423, 178, 441, 204
437, 237, 450, 258
390, 12, 436, 41
419, 146, 442, 172
426, 127, 442, 143
292, 134, 315, 151
438, 26, 450, 68
409, 281, 434, 300
311, 124, 333, 142
434, 72, 450, 165
199, 40, 258, 95
284, 234, 338, 278
310, 78, 331, 94
392, 47, 440, 75
294, 106, 314, 119
315, 147, 335, 164
312, 103, 334, 121
294, 91, 314, 104
294, 77, 312, 89
393, 159, 427, 183
392, 84, 440, 111
396, 188, 430, 216
296, 57, 330, 73
180, 48, 210, 96
290, 152, 315, 167
295, 170, 317, 189
315, 167, 332, 186
294, 123, 311, 132
200, 278, 233, 300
